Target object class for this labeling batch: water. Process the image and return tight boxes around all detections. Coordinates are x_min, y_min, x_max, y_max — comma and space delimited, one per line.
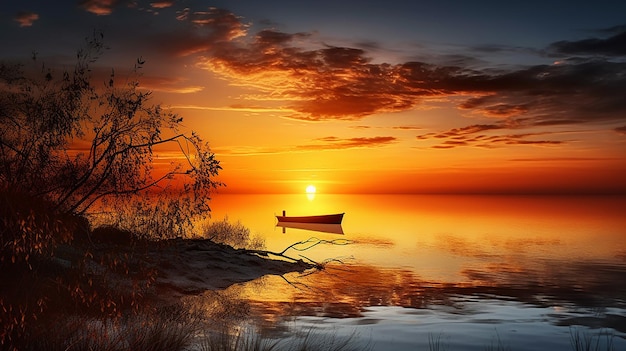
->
200, 194, 626, 350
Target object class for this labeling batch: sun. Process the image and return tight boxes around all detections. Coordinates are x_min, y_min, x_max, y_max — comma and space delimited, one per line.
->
305, 185, 316, 194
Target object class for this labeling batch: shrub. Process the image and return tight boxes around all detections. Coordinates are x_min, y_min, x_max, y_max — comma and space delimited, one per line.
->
201, 217, 265, 250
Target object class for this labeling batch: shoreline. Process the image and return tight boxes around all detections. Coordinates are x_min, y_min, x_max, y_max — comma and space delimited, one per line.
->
147, 238, 315, 300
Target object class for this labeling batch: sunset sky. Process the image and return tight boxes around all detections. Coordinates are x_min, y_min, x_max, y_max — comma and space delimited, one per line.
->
2, 0, 625, 194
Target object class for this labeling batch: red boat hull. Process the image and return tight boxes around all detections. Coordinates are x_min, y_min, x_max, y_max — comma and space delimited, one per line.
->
276, 213, 344, 224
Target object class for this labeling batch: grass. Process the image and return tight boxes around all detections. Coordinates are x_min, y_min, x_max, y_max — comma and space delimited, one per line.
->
23, 308, 195, 351
570, 327, 615, 351
421, 329, 618, 351
197, 325, 368, 351
15, 298, 369, 351
428, 333, 448, 351
180, 324, 624, 351
197, 325, 279, 351
485, 330, 511, 351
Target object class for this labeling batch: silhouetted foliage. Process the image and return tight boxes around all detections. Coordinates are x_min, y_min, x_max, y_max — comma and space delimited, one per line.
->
0, 32, 222, 218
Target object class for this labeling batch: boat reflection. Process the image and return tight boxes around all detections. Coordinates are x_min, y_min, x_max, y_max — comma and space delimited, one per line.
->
276, 222, 344, 235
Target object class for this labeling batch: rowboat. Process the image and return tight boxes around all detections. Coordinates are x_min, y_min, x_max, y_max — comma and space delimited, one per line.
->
275, 212, 344, 224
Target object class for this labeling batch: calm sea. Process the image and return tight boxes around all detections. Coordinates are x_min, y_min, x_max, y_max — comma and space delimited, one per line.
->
197, 194, 626, 350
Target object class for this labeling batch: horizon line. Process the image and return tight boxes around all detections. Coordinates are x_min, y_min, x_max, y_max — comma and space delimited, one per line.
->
211, 191, 626, 196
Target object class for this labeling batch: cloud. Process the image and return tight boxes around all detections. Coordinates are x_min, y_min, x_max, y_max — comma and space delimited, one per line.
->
416, 124, 572, 149
218, 136, 396, 156
168, 104, 292, 113
137, 76, 204, 94
79, 0, 171, 15
14, 11, 39, 27
150, 85, 203, 94
79, 0, 120, 15
297, 136, 397, 150
615, 126, 626, 135
471, 44, 528, 54
150, 1, 174, 9
177, 7, 248, 41
416, 124, 503, 140
163, 7, 252, 57
509, 157, 620, 162
548, 30, 626, 56
244, 26, 620, 121
194, 35, 455, 120
350, 125, 422, 131
157, 10, 625, 128
392, 126, 422, 131
459, 96, 530, 117
457, 62, 625, 125
175, 7, 189, 21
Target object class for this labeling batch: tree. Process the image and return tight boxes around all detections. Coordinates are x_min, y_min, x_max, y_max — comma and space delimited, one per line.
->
0, 34, 224, 348
0, 33, 222, 236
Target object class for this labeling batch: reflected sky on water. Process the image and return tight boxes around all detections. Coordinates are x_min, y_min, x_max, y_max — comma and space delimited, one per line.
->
202, 194, 626, 350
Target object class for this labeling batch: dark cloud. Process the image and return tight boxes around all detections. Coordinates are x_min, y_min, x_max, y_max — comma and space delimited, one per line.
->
432, 140, 469, 149
598, 25, 626, 35
355, 40, 382, 51
216, 136, 397, 155
392, 126, 422, 131
255, 29, 310, 46
320, 47, 369, 68
460, 96, 530, 117
548, 30, 626, 56
616, 126, 626, 135
417, 124, 503, 140
351, 125, 422, 130
454, 60, 626, 126
510, 157, 619, 162
156, 9, 626, 128
186, 8, 249, 41
416, 124, 570, 149
14, 11, 39, 27
469, 44, 537, 57
436, 54, 489, 68
159, 8, 252, 56
297, 136, 397, 150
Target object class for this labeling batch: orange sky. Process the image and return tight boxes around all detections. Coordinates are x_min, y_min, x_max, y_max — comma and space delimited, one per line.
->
166, 102, 626, 194
4, 2, 626, 194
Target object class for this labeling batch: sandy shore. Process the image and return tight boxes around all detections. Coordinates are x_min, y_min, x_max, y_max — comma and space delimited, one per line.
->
51, 237, 315, 306
149, 238, 314, 297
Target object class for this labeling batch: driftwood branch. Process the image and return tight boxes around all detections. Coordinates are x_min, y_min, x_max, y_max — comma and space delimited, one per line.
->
278, 237, 352, 255
244, 237, 353, 267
